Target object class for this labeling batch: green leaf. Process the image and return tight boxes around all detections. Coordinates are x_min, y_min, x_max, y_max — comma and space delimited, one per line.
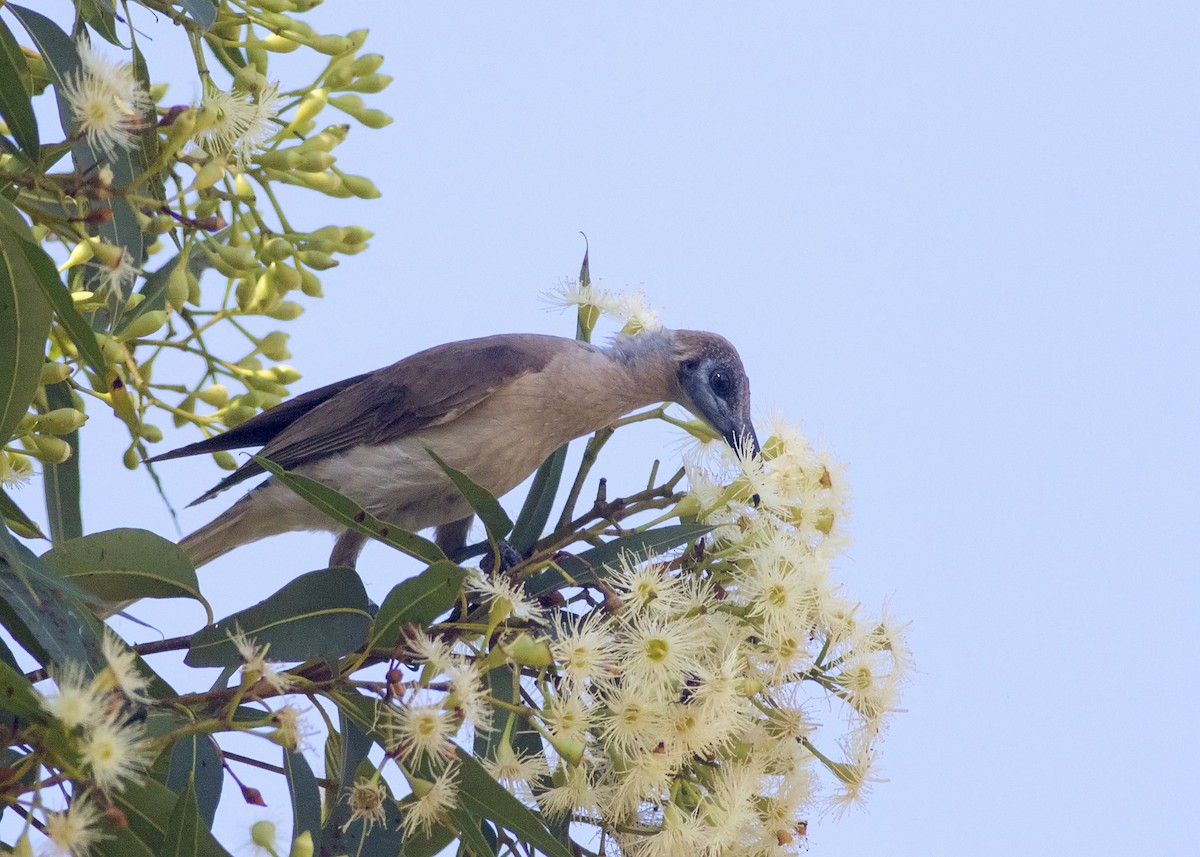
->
0, 204, 109, 377
0, 17, 38, 161
256, 456, 447, 564
284, 748, 322, 852
0, 524, 105, 670
179, 0, 218, 30
42, 527, 211, 622
0, 658, 46, 724
400, 824, 457, 857
0, 209, 53, 450
510, 444, 567, 554
41, 381, 82, 544
370, 560, 466, 649
75, 0, 123, 48
186, 567, 371, 667
166, 735, 223, 827
161, 774, 204, 857
112, 775, 233, 857
525, 522, 712, 597
93, 826, 156, 857
453, 746, 572, 857
450, 805, 497, 857
0, 488, 45, 540
426, 449, 513, 540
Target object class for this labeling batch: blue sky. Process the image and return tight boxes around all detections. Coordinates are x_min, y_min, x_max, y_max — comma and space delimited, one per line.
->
13, 2, 1199, 854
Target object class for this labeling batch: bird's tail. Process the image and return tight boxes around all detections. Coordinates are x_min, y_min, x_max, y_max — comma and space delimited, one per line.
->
180, 494, 282, 568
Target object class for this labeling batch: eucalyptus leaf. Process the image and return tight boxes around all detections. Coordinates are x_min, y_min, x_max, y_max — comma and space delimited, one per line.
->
166, 735, 223, 827
161, 774, 204, 857
0, 488, 45, 540
186, 566, 371, 667
112, 775, 233, 857
370, 560, 466, 649
0, 524, 105, 670
41, 381, 82, 544
284, 748, 322, 852
0, 658, 46, 724
453, 746, 572, 857
510, 444, 567, 554
0, 16, 38, 161
179, 0, 218, 31
0, 209, 53, 449
43, 527, 211, 621
256, 456, 447, 564
426, 448, 513, 540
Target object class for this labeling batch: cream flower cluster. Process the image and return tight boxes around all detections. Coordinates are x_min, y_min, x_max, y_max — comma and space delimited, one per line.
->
385, 412, 910, 857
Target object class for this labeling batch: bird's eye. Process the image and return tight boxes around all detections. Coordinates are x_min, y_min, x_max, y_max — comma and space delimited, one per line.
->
709, 368, 733, 398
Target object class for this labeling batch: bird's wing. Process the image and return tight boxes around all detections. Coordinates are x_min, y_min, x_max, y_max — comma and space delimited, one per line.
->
187, 335, 566, 504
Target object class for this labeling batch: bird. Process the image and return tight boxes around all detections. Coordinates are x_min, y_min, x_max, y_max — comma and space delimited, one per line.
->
150, 328, 759, 569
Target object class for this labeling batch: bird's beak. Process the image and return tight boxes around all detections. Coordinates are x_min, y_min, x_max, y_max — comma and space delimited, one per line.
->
723, 415, 762, 507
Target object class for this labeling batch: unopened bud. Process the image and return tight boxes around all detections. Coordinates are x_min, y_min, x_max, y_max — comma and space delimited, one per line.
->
223, 405, 258, 426
267, 300, 305, 320
116, 310, 169, 342
307, 34, 353, 56
259, 331, 291, 361
288, 831, 314, 857
266, 261, 302, 294
504, 633, 554, 668
198, 384, 230, 406
166, 263, 189, 311
350, 54, 384, 77
338, 172, 381, 198
39, 363, 71, 385
259, 237, 293, 264
261, 32, 301, 53
35, 408, 88, 434
290, 88, 328, 129
345, 73, 392, 94
295, 250, 337, 270
140, 423, 163, 443
213, 450, 238, 470
298, 267, 323, 297
123, 446, 140, 469
29, 435, 72, 464
269, 365, 302, 384
250, 820, 275, 847
294, 124, 348, 153
254, 149, 304, 171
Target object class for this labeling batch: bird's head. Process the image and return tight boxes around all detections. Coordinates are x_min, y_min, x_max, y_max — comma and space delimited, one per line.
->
672, 330, 761, 459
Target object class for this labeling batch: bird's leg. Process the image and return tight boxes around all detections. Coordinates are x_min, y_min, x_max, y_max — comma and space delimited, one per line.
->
329, 530, 367, 568
435, 517, 473, 558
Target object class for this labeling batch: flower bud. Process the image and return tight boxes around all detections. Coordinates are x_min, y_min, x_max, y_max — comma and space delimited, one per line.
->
339, 172, 381, 198
288, 831, 314, 857
259, 237, 294, 264
29, 435, 72, 464
259, 331, 291, 361
503, 633, 553, 668
350, 53, 384, 77
188, 156, 228, 192
261, 32, 301, 53
307, 34, 354, 56
40, 363, 71, 385
295, 250, 337, 270
253, 149, 304, 170
116, 310, 169, 342
298, 267, 323, 297
140, 423, 163, 443
123, 446, 141, 469
266, 261, 302, 294
294, 124, 348, 153
297, 151, 336, 172
289, 88, 328, 129
233, 172, 256, 201
223, 405, 259, 426
213, 450, 237, 470
199, 384, 230, 406
345, 74, 392, 94
166, 262, 189, 311
35, 408, 88, 434
268, 365, 302, 384
251, 820, 276, 848
267, 300, 305, 320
